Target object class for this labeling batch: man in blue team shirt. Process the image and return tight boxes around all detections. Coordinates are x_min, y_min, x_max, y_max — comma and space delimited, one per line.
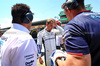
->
54, 0, 100, 66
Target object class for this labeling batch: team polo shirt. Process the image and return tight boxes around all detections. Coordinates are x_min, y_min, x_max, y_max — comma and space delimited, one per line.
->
1, 23, 37, 66
64, 11, 100, 66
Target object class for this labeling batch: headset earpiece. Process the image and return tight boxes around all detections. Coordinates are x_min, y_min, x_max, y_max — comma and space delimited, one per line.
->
65, 0, 78, 9
21, 10, 33, 24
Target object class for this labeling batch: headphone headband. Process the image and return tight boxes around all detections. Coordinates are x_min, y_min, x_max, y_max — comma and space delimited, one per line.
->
64, 0, 78, 9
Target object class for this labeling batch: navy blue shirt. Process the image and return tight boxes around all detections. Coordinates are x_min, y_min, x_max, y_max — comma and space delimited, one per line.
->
64, 11, 100, 66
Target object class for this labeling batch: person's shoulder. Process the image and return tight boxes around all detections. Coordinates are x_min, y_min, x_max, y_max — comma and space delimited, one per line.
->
38, 29, 45, 34
52, 28, 59, 33
82, 11, 100, 18
75, 11, 99, 19
10, 28, 32, 40
67, 12, 94, 25
75, 11, 100, 23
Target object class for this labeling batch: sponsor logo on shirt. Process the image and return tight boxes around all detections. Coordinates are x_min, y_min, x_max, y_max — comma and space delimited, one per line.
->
25, 60, 34, 66
0, 36, 8, 45
25, 54, 34, 60
0, 40, 4, 45
91, 15, 100, 18
24, 54, 34, 66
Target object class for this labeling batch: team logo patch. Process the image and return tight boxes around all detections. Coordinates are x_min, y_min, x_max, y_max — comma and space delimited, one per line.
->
25, 60, 34, 66
24, 54, 34, 66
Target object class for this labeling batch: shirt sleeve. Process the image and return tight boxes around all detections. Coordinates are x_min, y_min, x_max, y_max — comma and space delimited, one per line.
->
56, 25, 64, 35
10, 38, 37, 66
64, 23, 90, 55
37, 32, 43, 57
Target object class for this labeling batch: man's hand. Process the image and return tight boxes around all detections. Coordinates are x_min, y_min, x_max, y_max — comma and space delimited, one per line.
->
50, 50, 67, 66
39, 57, 44, 64
53, 22, 57, 28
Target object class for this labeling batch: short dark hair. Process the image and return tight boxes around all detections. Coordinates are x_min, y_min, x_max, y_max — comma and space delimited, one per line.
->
11, 3, 30, 24
76, 0, 84, 8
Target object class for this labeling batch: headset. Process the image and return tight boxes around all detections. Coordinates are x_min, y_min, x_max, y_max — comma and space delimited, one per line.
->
21, 10, 33, 24
65, 0, 78, 9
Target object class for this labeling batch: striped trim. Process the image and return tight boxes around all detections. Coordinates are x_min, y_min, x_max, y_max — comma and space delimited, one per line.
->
67, 52, 83, 55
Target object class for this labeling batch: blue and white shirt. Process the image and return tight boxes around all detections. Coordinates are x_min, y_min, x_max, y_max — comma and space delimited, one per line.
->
64, 11, 100, 66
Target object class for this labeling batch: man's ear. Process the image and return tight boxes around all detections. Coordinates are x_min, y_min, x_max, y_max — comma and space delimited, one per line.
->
67, 8, 71, 13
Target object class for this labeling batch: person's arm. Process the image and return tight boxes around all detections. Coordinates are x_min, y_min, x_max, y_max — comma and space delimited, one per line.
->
37, 32, 44, 64
56, 25, 64, 35
53, 22, 64, 35
37, 32, 42, 57
56, 54, 91, 66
